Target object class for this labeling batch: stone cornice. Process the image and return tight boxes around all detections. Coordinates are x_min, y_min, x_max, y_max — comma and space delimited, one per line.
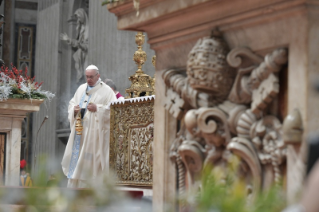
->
107, 0, 318, 50
0, 99, 44, 116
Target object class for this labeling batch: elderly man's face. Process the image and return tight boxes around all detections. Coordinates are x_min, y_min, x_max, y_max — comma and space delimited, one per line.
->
85, 69, 100, 86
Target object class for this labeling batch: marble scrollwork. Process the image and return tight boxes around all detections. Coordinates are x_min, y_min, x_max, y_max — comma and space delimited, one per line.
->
109, 98, 154, 186
163, 31, 299, 198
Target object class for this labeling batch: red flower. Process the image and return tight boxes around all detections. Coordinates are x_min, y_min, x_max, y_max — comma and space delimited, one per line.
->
9, 72, 14, 79
20, 159, 27, 169
12, 66, 18, 75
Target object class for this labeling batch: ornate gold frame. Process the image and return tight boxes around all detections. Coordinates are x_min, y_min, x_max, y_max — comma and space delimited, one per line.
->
109, 98, 154, 186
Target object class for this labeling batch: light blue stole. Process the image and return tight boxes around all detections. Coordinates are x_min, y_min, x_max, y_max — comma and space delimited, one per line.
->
67, 86, 93, 179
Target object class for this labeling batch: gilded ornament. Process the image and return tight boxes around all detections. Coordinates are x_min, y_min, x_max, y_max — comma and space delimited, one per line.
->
152, 55, 156, 67
125, 32, 155, 98
133, 0, 140, 16
75, 112, 83, 135
109, 98, 154, 186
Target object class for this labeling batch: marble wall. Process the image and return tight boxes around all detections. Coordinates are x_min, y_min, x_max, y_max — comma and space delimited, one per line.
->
32, 0, 60, 175
2, 0, 15, 65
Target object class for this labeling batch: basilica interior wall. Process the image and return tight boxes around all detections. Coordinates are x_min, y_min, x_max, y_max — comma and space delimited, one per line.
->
32, 1, 60, 175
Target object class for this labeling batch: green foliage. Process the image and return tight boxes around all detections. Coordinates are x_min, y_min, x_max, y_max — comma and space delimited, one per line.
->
251, 187, 286, 212
9, 92, 47, 100
101, 0, 123, 6
8, 86, 47, 100
101, 0, 112, 6
0, 155, 149, 212
190, 160, 287, 212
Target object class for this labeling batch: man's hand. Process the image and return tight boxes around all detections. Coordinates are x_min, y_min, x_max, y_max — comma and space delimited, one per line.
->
60, 32, 70, 43
87, 103, 97, 112
74, 105, 80, 115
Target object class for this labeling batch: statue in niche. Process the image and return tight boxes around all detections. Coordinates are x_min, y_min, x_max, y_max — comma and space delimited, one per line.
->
60, 8, 89, 82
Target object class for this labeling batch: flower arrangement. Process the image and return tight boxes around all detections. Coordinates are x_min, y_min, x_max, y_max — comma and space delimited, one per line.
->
0, 64, 55, 101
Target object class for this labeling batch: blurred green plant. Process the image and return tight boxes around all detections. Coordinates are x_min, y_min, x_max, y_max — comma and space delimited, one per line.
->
0, 155, 150, 212
181, 156, 287, 212
101, 0, 119, 6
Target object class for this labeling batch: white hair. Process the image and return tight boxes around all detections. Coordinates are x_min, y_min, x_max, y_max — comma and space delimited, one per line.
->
86, 64, 99, 74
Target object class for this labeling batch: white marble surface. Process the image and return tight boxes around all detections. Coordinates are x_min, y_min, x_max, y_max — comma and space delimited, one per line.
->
5, 118, 23, 186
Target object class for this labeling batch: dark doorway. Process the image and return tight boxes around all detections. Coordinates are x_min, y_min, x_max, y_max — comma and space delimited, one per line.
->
0, 133, 6, 185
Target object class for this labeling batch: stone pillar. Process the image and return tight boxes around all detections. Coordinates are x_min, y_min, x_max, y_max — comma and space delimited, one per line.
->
153, 69, 177, 212
1, 117, 24, 186
2, 0, 15, 65
0, 99, 43, 186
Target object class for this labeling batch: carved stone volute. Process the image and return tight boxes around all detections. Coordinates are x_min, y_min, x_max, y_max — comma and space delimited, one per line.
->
184, 108, 231, 147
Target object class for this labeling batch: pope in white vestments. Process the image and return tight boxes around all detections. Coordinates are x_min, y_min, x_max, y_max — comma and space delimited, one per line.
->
61, 65, 116, 188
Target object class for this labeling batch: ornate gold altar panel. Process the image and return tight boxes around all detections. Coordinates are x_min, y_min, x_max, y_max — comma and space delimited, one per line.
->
109, 96, 154, 186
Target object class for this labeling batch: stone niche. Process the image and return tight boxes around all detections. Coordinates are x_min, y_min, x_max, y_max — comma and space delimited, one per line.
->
0, 99, 43, 186
107, 0, 319, 211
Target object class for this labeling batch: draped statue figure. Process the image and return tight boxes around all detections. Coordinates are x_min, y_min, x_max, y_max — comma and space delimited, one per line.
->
60, 8, 89, 82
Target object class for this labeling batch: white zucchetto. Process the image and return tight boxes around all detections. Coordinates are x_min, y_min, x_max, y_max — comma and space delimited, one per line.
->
86, 64, 99, 70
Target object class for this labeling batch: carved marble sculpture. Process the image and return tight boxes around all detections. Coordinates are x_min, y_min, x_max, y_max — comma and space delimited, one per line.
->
60, 8, 89, 82
163, 31, 301, 202
187, 32, 236, 104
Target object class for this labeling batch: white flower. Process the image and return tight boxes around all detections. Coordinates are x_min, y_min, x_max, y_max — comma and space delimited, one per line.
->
0, 85, 12, 101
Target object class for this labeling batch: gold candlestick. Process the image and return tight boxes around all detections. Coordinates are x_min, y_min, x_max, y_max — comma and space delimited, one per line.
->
125, 32, 154, 98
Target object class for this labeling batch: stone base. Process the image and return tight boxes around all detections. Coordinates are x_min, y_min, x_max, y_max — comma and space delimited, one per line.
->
0, 99, 43, 186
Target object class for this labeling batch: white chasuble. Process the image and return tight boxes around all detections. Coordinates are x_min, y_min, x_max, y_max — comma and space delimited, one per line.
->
61, 82, 116, 183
